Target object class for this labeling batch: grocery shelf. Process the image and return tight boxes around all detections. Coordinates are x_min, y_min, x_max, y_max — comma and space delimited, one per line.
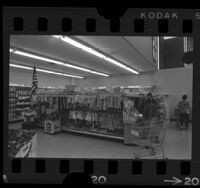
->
16, 108, 30, 112
9, 117, 24, 123
16, 103, 31, 106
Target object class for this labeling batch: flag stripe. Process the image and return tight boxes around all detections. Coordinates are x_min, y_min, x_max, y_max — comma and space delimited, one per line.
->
31, 66, 38, 96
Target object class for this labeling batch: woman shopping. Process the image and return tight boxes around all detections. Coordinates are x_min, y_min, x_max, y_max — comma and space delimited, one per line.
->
177, 94, 191, 130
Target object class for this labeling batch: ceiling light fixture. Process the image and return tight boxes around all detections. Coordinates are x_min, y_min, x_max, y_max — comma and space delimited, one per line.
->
9, 63, 84, 79
10, 48, 109, 77
10, 64, 33, 70
163, 36, 177, 40
52, 35, 140, 74
14, 50, 65, 65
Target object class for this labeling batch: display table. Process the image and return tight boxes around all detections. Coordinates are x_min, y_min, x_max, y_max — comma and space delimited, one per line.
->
8, 129, 37, 157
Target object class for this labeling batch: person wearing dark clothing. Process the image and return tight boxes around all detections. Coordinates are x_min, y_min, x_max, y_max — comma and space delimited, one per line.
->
142, 93, 159, 144
177, 94, 191, 130
142, 93, 157, 120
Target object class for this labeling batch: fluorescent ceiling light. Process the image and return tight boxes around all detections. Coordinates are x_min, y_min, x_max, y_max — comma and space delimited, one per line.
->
10, 83, 65, 89
14, 50, 64, 65
163, 37, 177, 40
52, 35, 140, 74
10, 64, 33, 70
10, 48, 109, 77
105, 57, 139, 74
9, 63, 84, 79
10, 83, 26, 87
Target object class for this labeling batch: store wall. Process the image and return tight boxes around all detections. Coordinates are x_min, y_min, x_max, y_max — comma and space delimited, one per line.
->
77, 72, 154, 88
9, 68, 77, 88
153, 67, 193, 119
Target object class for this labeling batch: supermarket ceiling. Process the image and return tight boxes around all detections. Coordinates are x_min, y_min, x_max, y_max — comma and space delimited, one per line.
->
10, 35, 157, 78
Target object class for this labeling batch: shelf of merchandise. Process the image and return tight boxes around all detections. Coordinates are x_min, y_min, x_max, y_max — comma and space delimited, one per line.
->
9, 117, 24, 123
16, 108, 30, 112
8, 87, 17, 121
15, 86, 31, 120
16, 103, 31, 107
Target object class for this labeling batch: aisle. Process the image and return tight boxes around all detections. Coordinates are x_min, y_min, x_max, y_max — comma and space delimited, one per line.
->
35, 130, 137, 159
163, 121, 192, 159
35, 121, 192, 159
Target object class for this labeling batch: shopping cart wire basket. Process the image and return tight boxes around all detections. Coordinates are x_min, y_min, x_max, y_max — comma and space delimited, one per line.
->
127, 118, 168, 159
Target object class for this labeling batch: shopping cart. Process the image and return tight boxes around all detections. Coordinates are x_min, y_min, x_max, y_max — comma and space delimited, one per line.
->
129, 118, 167, 159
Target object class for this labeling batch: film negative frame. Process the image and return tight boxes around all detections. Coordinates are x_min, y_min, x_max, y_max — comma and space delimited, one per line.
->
3, 7, 200, 185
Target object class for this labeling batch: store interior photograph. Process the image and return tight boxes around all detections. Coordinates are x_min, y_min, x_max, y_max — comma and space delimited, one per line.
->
8, 35, 193, 159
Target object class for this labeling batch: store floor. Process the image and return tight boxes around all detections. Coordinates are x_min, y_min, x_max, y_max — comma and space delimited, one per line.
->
32, 121, 191, 159
9, 121, 191, 159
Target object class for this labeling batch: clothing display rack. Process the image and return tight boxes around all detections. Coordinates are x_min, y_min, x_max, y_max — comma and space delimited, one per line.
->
36, 93, 124, 138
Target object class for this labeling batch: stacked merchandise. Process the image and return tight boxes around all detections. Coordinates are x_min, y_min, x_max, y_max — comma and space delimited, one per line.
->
15, 86, 31, 118
8, 87, 17, 121
8, 129, 36, 157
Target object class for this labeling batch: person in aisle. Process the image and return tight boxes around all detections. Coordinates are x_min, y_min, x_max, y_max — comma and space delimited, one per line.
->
177, 94, 191, 130
142, 93, 157, 121
142, 92, 159, 144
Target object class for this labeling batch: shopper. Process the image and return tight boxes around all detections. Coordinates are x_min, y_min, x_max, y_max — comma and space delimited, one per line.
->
142, 93, 157, 120
142, 93, 159, 144
177, 94, 191, 130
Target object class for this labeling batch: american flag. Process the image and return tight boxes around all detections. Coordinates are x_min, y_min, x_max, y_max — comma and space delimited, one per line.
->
31, 65, 38, 96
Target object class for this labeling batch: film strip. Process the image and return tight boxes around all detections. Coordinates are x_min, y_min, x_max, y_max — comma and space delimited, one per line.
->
3, 7, 200, 185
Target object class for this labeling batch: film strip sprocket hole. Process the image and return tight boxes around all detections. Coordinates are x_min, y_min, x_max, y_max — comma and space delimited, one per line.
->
10, 159, 168, 175
12, 16, 194, 33
3, 7, 200, 185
